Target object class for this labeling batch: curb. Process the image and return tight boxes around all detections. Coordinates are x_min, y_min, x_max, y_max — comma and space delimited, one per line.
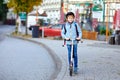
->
7, 35, 62, 80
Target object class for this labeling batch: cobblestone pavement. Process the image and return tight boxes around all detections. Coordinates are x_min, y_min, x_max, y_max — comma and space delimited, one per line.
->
29, 38, 120, 80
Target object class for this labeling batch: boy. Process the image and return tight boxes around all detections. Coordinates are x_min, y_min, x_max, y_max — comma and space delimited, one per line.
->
61, 12, 82, 74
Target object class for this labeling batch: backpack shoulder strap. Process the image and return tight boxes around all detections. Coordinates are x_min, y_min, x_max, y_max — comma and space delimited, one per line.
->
74, 23, 79, 37
62, 24, 66, 34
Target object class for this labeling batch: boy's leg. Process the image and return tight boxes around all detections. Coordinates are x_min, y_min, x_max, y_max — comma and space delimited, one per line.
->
73, 44, 78, 73
67, 44, 71, 67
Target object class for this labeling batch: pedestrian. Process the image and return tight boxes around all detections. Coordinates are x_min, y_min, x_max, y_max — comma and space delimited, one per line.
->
16, 16, 22, 33
61, 12, 82, 74
80, 20, 84, 29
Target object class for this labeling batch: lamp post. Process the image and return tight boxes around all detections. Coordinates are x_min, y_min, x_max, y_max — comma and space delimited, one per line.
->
103, 0, 105, 26
106, 2, 109, 42
66, 0, 69, 12
38, 8, 45, 38
60, 0, 64, 23
61, 0, 63, 9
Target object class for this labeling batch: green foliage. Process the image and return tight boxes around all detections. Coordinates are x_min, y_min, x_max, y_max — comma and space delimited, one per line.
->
0, 0, 8, 22
7, 0, 43, 14
37, 19, 44, 26
7, 0, 43, 35
100, 26, 106, 35
99, 26, 113, 35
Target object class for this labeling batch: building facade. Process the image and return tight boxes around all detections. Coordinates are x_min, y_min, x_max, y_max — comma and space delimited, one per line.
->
41, 0, 120, 24
41, 0, 61, 24
41, 0, 93, 24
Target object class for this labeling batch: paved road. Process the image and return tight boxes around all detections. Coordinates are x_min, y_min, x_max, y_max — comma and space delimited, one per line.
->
0, 25, 55, 80
0, 25, 14, 41
0, 25, 15, 33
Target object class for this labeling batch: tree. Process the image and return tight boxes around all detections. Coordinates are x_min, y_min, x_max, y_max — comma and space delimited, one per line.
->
7, 0, 43, 35
0, 0, 8, 23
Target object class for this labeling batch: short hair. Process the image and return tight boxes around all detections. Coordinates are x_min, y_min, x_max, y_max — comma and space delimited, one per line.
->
66, 12, 75, 18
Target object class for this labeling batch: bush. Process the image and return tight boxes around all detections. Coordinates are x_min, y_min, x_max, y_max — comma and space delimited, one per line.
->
37, 19, 44, 26
100, 26, 106, 35
99, 26, 113, 35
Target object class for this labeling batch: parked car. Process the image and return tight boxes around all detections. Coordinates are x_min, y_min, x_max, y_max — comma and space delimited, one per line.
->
39, 24, 63, 37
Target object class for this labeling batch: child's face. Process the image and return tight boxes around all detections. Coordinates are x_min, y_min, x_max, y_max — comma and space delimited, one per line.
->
67, 15, 74, 23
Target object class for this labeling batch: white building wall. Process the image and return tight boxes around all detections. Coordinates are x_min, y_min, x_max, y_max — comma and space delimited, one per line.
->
41, 0, 60, 24
41, 0, 93, 24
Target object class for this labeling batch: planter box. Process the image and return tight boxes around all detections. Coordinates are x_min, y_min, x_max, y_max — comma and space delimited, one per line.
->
82, 30, 98, 40
97, 35, 106, 41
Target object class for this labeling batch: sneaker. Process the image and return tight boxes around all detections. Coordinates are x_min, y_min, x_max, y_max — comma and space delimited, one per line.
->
74, 67, 78, 74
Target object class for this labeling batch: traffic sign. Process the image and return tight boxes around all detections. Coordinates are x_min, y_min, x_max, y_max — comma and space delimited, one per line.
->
92, 0, 103, 11
19, 12, 27, 21
92, 4, 102, 11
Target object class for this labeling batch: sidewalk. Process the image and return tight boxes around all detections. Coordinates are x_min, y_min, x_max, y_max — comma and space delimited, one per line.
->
13, 26, 120, 80
27, 38, 120, 80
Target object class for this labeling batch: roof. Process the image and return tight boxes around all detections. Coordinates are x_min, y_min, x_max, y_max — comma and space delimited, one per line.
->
28, 11, 47, 17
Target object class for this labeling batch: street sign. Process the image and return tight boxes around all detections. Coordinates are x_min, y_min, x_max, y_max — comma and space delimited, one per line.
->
92, 4, 102, 11
92, 0, 104, 21
92, 11, 103, 19
19, 12, 27, 21
92, 0, 103, 11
